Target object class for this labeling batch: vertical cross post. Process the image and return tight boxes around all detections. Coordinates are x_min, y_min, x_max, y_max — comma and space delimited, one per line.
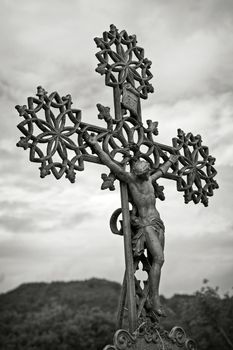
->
113, 86, 137, 332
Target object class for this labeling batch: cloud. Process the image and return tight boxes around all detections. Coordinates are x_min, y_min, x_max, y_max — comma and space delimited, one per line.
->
144, 91, 233, 167
0, 215, 38, 234
0, 0, 232, 296
162, 227, 233, 296
0, 273, 5, 284
0, 189, 94, 235
131, 0, 233, 103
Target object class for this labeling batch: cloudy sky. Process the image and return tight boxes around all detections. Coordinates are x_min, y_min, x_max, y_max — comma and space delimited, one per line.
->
0, 0, 233, 297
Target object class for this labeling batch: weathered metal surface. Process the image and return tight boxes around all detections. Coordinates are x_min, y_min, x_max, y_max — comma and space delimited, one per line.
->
104, 322, 197, 350
173, 129, 218, 206
16, 87, 105, 182
16, 87, 218, 206
120, 181, 137, 333
122, 83, 140, 118
94, 24, 154, 99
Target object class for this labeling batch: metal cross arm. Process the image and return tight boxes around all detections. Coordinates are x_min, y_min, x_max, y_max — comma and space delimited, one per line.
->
16, 87, 109, 182
16, 85, 218, 207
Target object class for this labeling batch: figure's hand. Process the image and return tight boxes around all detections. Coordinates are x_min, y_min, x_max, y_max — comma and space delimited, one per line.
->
83, 132, 98, 146
169, 154, 179, 164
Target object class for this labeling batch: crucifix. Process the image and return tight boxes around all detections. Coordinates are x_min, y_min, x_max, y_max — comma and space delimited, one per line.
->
16, 25, 218, 349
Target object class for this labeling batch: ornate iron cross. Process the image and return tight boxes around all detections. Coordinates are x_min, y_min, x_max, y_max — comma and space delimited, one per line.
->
16, 24, 218, 348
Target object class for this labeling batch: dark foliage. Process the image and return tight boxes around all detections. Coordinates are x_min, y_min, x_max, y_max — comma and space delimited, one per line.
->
0, 279, 119, 350
161, 281, 233, 350
0, 278, 232, 350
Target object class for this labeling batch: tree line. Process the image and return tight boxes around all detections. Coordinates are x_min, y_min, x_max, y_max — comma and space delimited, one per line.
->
0, 278, 232, 350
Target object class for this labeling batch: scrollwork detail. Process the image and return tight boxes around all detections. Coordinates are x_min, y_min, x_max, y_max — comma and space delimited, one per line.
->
169, 326, 186, 346
113, 329, 136, 349
185, 339, 197, 350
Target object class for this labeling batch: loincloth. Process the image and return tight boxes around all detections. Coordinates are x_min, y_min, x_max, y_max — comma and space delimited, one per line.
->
131, 217, 165, 257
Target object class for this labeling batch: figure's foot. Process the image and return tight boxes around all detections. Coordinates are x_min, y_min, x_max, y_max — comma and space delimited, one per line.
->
145, 298, 166, 318
153, 306, 166, 318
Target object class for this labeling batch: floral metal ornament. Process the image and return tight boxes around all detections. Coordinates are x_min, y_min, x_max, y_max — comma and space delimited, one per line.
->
173, 129, 219, 206
16, 87, 83, 183
16, 86, 218, 205
95, 24, 154, 99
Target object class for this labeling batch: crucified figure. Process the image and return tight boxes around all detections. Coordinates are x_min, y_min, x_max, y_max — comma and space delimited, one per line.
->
84, 133, 178, 317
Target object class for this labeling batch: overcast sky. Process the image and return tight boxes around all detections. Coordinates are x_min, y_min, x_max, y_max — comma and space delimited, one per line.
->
0, 0, 233, 297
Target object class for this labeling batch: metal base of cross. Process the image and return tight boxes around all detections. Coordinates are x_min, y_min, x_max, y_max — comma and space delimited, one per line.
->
103, 320, 197, 350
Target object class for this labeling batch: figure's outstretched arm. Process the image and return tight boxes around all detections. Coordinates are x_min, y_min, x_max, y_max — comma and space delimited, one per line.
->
151, 155, 178, 181
84, 133, 133, 183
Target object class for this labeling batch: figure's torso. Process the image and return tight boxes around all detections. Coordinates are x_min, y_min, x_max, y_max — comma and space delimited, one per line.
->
128, 176, 161, 224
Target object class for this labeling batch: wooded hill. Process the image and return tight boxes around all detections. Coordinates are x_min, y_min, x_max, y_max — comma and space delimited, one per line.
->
0, 278, 232, 350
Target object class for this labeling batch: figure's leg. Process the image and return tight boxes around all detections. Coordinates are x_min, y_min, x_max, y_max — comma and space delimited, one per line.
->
159, 228, 165, 251
145, 227, 165, 316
